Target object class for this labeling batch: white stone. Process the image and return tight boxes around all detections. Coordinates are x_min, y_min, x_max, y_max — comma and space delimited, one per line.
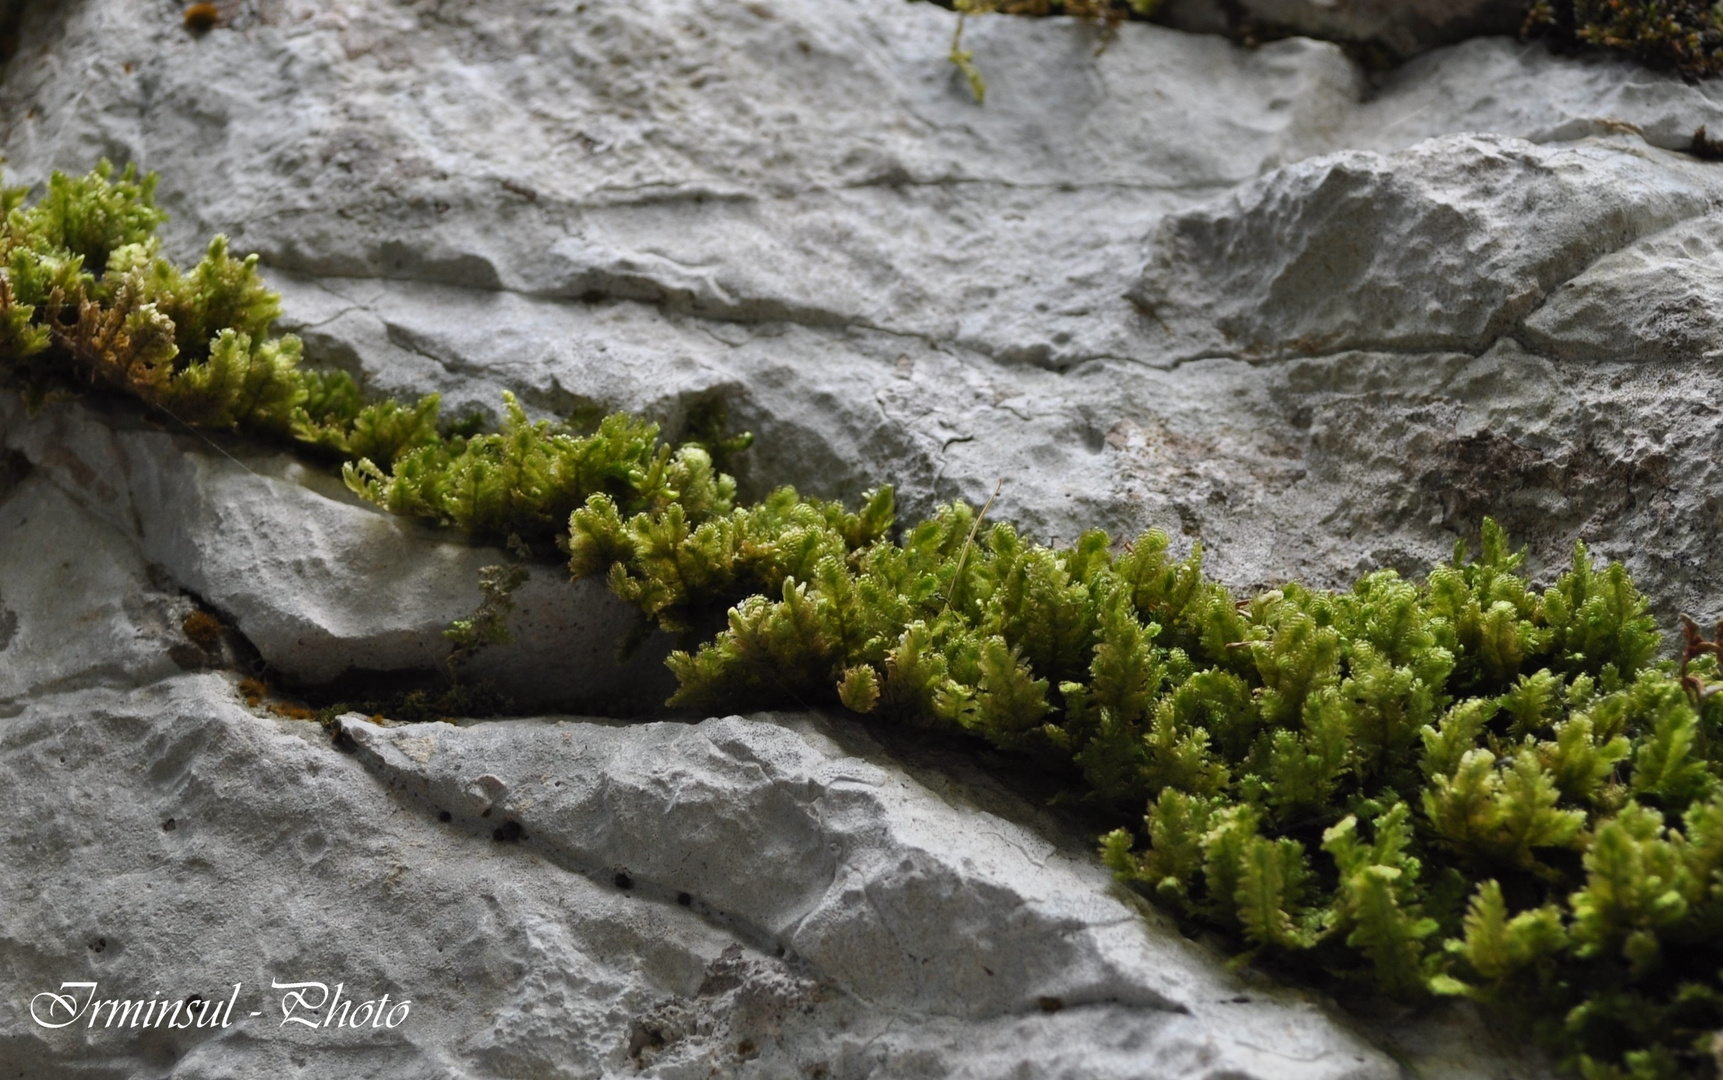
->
0, 673, 1413, 1077
1131, 132, 1723, 362
4, 1, 1723, 1074
0, 394, 671, 707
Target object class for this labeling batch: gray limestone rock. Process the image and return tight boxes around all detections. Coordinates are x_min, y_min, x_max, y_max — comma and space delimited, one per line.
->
3, 0, 1714, 616
1345, 36, 1723, 154
0, 473, 193, 709
1131, 132, 1723, 361
0, 675, 1415, 1079
1521, 214, 1723, 363
0, 394, 672, 710
2, 0, 1721, 1076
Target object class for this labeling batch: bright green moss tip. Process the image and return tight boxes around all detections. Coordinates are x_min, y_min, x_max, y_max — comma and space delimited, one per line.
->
9, 162, 1723, 1079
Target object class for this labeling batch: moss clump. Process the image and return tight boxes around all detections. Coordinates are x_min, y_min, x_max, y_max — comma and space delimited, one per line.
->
579, 485, 1723, 1076
1527, 1, 1723, 79
0, 161, 435, 455
344, 396, 740, 546
180, 608, 225, 650
0, 162, 745, 548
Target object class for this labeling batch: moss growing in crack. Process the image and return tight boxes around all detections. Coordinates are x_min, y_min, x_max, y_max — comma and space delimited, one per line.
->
444, 559, 531, 672
0, 161, 443, 457
14, 162, 1723, 1077
578, 483, 1723, 1077
343, 397, 740, 546
0, 162, 745, 548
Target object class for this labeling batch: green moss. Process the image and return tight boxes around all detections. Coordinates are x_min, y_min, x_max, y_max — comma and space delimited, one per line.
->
11, 161, 1723, 1077
1527, 1, 1723, 79
586, 484, 1723, 1075
0, 162, 742, 548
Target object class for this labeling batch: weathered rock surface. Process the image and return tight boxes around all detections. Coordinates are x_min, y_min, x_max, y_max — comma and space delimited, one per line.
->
0, 674, 1418, 1079
1521, 214, 1723, 364
4, 1, 1716, 610
1132, 133, 1723, 361
0, 471, 191, 709
3, 0, 1721, 1075
0, 393, 673, 710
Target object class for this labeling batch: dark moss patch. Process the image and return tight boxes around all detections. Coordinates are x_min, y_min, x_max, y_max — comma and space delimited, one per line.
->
1691, 124, 1723, 159
1525, 0, 1723, 80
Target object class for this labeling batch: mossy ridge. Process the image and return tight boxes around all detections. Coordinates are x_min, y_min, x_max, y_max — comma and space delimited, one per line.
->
0, 162, 745, 549
10, 166, 1723, 1077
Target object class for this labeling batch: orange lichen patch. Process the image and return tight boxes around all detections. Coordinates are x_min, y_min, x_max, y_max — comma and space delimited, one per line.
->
183, 3, 220, 32
237, 677, 267, 706
234, 676, 319, 720
181, 608, 224, 650
267, 701, 318, 721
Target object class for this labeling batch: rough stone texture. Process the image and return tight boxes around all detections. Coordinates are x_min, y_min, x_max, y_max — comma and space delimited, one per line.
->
0, 472, 193, 709
1157, 0, 1525, 60
2, 2, 1715, 612
1521, 214, 1723, 364
1344, 37, 1723, 155
4, 0, 1723, 1075
0, 674, 1421, 1079
0, 393, 673, 710
1132, 133, 1723, 361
